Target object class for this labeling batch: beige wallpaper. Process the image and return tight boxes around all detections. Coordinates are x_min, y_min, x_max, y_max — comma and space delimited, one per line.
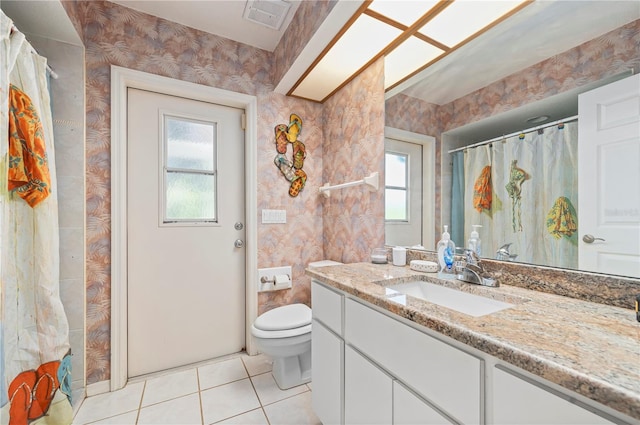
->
323, 59, 386, 263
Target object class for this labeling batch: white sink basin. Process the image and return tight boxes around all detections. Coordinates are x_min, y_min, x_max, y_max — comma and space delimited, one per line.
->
385, 281, 514, 317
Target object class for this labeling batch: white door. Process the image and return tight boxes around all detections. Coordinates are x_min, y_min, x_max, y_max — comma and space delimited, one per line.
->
578, 73, 640, 277
385, 138, 423, 246
127, 88, 246, 377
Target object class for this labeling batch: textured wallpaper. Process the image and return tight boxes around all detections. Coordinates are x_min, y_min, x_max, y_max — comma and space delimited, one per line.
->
386, 19, 640, 246
64, 0, 328, 384
323, 59, 386, 263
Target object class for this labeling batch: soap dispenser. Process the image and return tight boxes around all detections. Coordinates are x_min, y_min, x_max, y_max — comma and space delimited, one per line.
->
437, 225, 456, 275
467, 224, 482, 256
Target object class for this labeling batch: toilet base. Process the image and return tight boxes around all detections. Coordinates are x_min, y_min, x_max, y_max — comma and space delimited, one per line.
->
272, 349, 311, 390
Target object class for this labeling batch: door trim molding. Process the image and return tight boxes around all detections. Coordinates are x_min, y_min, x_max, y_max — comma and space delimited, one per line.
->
110, 66, 258, 391
384, 127, 436, 249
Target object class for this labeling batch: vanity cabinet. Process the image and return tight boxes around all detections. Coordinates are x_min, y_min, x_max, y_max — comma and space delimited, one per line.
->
311, 280, 634, 425
492, 366, 614, 424
311, 282, 343, 425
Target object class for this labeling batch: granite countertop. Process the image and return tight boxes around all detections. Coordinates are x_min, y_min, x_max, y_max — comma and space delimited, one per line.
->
306, 262, 640, 421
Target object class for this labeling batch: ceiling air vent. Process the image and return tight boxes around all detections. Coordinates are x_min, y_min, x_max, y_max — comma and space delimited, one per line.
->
243, 0, 291, 30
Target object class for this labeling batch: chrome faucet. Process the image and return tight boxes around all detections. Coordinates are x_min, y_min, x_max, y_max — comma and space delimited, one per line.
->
457, 249, 499, 287
496, 243, 518, 261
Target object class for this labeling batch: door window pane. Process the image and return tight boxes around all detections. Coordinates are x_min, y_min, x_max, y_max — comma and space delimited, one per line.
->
385, 153, 407, 188
386, 189, 407, 220
385, 152, 408, 221
166, 172, 216, 221
166, 117, 215, 171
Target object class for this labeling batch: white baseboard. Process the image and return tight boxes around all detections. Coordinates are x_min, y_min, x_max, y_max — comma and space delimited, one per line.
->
86, 380, 110, 397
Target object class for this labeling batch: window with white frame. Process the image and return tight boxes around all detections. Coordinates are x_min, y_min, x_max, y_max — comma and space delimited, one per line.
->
162, 115, 217, 224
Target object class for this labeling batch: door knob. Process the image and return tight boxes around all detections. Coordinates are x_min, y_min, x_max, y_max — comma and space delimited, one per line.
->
234, 239, 244, 248
582, 234, 605, 244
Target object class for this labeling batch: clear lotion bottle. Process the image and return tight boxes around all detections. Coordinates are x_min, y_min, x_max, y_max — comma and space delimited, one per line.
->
467, 224, 482, 256
437, 225, 456, 276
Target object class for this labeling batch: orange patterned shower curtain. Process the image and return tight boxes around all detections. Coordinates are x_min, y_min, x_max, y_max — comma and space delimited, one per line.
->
1, 12, 72, 425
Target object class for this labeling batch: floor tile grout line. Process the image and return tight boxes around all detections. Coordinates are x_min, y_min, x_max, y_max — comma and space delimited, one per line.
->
244, 362, 272, 425
196, 367, 205, 425
135, 380, 146, 425
259, 387, 312, 408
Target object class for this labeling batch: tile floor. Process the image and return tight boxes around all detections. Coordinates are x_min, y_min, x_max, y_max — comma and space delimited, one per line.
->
72, 353, 320, 425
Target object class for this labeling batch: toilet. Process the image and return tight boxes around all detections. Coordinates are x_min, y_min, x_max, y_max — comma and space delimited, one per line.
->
251, 260, 342, 389
251, 303, 312, 389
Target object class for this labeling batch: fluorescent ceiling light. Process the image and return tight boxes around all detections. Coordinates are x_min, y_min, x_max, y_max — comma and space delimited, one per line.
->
290, 0, 530, 102
385, 36, 444, 88
419, 1, 524, 47
292, 13, 401, 102
368, 0, 439, 27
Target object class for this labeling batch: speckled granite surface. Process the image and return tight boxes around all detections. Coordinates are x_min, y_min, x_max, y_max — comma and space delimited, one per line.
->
306, 262, 640, 421
406, 249, 640, 310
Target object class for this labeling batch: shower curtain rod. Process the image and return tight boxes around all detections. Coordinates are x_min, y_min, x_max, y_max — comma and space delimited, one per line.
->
448, 114, 578, 154
10, 24, 59, 79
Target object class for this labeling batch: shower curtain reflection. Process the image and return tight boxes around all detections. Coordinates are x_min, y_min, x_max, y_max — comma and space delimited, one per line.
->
460, 121, 579, 269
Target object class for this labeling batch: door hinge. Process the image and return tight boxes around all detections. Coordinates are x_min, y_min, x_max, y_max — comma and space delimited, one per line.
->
241, 113, 246, 130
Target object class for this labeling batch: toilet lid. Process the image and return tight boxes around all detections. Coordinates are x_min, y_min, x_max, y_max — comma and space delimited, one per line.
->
254, 303, 311, 331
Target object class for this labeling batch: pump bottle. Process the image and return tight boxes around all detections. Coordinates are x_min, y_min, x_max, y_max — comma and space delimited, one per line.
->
437, 225, 456, 274
467, 225, 482, 256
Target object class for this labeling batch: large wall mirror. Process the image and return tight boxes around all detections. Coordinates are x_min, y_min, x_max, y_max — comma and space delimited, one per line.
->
384, 1, 640, 279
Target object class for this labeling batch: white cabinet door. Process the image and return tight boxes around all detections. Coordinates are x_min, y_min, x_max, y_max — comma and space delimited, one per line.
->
344, 346, 393, 425
393, 381, 453, 425
493, 367, 614, 424
312, 319, 343, 425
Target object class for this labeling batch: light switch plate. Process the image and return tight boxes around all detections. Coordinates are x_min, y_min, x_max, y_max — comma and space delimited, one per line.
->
262, 209, 286, 224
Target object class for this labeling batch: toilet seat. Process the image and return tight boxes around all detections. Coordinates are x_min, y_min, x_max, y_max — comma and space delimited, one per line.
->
252, 304, 311, 339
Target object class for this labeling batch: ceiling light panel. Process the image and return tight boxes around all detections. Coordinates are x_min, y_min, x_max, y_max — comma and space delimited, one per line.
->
384, 36, 444, 88
292, 14, 401, 102
419, 1, 524, 48
367, 0, 439, 27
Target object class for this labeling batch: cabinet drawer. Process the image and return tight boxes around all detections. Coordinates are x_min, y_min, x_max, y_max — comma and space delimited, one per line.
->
312, 280, 343, 335
493, 367, 614, 424
345, 298, 482, 425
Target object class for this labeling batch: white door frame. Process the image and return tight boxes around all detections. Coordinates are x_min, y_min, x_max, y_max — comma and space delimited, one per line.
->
110, 65, 258, 391
384, 127, 436, 250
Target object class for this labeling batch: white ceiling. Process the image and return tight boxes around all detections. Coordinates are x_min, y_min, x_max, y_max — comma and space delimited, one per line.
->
109, 0, 300, 52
